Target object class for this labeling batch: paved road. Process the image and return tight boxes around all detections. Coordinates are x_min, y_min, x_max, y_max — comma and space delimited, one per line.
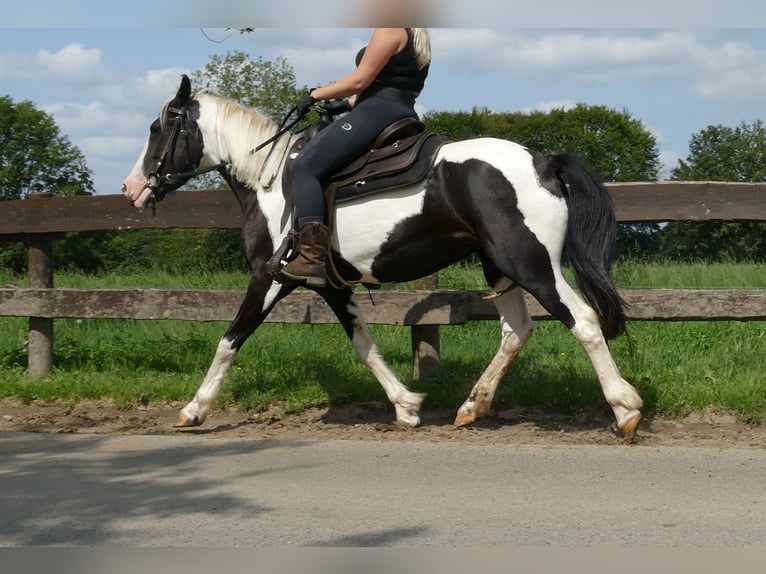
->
1, 432, 764, 546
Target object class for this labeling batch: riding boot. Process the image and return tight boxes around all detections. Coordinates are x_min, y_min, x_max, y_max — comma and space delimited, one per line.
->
279, 222, 331, 288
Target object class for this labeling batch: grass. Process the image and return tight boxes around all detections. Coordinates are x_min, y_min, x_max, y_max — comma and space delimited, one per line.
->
1, 262, 764, 422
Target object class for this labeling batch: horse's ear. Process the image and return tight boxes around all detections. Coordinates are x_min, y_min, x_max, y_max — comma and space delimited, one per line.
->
177, 74, 192, 105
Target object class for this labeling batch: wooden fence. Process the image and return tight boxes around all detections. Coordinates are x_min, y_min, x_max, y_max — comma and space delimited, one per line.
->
1, 182, 765, 378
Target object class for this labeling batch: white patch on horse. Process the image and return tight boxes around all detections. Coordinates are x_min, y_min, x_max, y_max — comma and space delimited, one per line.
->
177, 337, 237, 426
345, 297, 425, 426
178, 282, 284, 426
333, 183, 426, 282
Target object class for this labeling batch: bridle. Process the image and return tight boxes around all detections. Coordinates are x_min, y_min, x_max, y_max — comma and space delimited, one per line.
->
144, 98, 319, 209
145, 103, 227, 206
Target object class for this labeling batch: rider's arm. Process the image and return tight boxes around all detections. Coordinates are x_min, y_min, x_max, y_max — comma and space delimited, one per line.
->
310, 28, 407, 101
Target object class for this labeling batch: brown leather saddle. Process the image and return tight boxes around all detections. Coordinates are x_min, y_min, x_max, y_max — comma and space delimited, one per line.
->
286, 117, 449, 223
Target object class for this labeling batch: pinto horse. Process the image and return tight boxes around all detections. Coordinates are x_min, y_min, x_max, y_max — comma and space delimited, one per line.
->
121, 75, 643, 437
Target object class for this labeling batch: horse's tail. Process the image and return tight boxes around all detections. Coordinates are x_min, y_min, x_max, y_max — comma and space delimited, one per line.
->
549, 153, 626, 340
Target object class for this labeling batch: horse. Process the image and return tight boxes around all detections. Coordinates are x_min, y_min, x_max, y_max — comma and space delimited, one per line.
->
121, 74, 643, 438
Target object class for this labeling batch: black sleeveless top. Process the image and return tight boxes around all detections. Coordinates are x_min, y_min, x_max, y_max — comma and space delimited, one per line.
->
355, 28, 429, 96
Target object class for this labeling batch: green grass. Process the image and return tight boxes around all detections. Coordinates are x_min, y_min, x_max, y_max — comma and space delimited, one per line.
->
1, 263, 764, 422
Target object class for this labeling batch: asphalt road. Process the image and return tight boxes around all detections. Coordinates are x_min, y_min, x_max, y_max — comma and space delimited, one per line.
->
1, 432, 764, 547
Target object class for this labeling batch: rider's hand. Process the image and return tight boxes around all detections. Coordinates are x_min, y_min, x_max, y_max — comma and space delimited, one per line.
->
296, 91, 317, 118
322, 99, 352, 116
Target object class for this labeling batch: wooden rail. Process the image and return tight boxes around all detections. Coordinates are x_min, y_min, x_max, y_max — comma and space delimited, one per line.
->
1, 288, 765, 324
1, 182, 764, 377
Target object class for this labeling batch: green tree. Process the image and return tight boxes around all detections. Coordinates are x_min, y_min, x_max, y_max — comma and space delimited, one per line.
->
423, 107, 495, 141
0, 96, 94, 200
663, 121, 766, 261
191, 51, 303, 122
0, 96, 95, 272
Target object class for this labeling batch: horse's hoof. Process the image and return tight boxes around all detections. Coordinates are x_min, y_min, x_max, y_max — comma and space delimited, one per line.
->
619, 412, 641, 441
174, 413, 202, 428
453, 411, 476, 428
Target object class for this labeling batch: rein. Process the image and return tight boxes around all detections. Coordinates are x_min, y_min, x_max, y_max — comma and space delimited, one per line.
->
248, 102, 301, 155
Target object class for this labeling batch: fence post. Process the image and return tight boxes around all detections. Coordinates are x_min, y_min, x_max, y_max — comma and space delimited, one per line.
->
410, 273, 441, 381
27, 192, 54, 377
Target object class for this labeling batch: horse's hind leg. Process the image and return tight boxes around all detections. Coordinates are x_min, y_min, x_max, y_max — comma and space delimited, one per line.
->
454, 277, 534, 427
517, 270, 642, 437
319, 287, 425, 426
554, 282, 643, 436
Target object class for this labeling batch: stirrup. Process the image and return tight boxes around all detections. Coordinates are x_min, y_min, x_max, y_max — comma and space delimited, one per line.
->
267, 230, 299, 278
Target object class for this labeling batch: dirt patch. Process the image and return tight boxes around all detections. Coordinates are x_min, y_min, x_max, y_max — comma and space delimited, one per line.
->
1, 398, 764, 448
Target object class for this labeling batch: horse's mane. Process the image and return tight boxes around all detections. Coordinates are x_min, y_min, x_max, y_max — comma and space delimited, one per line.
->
161, 89, 291, 189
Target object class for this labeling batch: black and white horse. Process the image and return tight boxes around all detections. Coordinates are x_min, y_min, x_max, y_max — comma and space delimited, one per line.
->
122, 75, 643, 437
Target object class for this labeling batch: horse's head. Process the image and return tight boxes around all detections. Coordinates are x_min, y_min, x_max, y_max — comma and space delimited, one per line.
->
121, 74, 205, 209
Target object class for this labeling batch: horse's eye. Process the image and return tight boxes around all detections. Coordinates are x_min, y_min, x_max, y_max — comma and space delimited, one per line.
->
150, 121, 160, 135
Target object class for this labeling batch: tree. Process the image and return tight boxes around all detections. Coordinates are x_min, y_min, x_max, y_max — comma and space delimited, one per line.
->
191, 51, 303, 122
663, 121, 766, 261
0, 96, 95, 272
0, 96, 94, 200
183, 51, 304, 193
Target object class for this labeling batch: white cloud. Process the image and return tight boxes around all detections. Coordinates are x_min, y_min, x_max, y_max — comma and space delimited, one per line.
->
36, 43, 105, 84
520, 99, 578, 114
432, 30, 766, 101
433, 30, 705, 82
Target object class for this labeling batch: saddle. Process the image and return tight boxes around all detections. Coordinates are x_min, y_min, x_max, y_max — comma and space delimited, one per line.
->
274, 117, 450, 287
287, 117, 449, 216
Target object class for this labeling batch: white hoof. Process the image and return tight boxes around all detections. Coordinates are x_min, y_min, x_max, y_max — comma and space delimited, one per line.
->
394, 392, 426, 427
175, 404, 206, 428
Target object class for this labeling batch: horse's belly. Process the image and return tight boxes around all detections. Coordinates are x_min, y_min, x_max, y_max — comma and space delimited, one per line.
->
333, 184, 426, 281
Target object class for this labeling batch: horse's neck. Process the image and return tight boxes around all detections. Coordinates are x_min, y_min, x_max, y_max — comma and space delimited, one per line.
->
198, 95, 290, 191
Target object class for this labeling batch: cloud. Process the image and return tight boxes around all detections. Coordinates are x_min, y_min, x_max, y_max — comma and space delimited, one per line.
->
692, 40, 766, 105
80, 136, 149, 160
433, 30, 762, 88
36, 43, 105, 84
433, 30, 702, 81
520, 99, 578, 114
431, 29, 766, 114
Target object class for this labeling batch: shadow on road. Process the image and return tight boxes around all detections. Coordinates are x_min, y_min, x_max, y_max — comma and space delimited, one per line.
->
0, 434, 308, 545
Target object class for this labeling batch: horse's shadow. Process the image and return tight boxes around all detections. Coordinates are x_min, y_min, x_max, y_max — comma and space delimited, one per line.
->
318, 394, 629, 437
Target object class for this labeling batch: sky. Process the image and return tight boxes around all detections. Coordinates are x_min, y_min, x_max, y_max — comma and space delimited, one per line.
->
3, 1, 766, 194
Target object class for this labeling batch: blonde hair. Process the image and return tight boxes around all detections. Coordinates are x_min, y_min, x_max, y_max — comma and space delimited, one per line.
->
411, 28, 431, 69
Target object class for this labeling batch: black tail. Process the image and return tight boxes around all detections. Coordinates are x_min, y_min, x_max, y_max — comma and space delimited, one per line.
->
549, 153, 626, 340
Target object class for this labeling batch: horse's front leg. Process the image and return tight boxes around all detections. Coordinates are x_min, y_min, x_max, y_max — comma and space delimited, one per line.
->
176, 277, 293, 427
320, 287, 426, 426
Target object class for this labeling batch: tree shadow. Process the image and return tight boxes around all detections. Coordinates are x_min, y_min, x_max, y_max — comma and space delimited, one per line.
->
1, 432, 435, 548
0, 434, 307, 546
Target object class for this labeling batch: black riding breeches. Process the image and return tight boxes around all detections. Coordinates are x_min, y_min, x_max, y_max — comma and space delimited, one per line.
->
287, 89, 418, 227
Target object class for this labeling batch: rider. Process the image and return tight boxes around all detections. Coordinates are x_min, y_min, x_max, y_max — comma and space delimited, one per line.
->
279, 27, 431, 288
